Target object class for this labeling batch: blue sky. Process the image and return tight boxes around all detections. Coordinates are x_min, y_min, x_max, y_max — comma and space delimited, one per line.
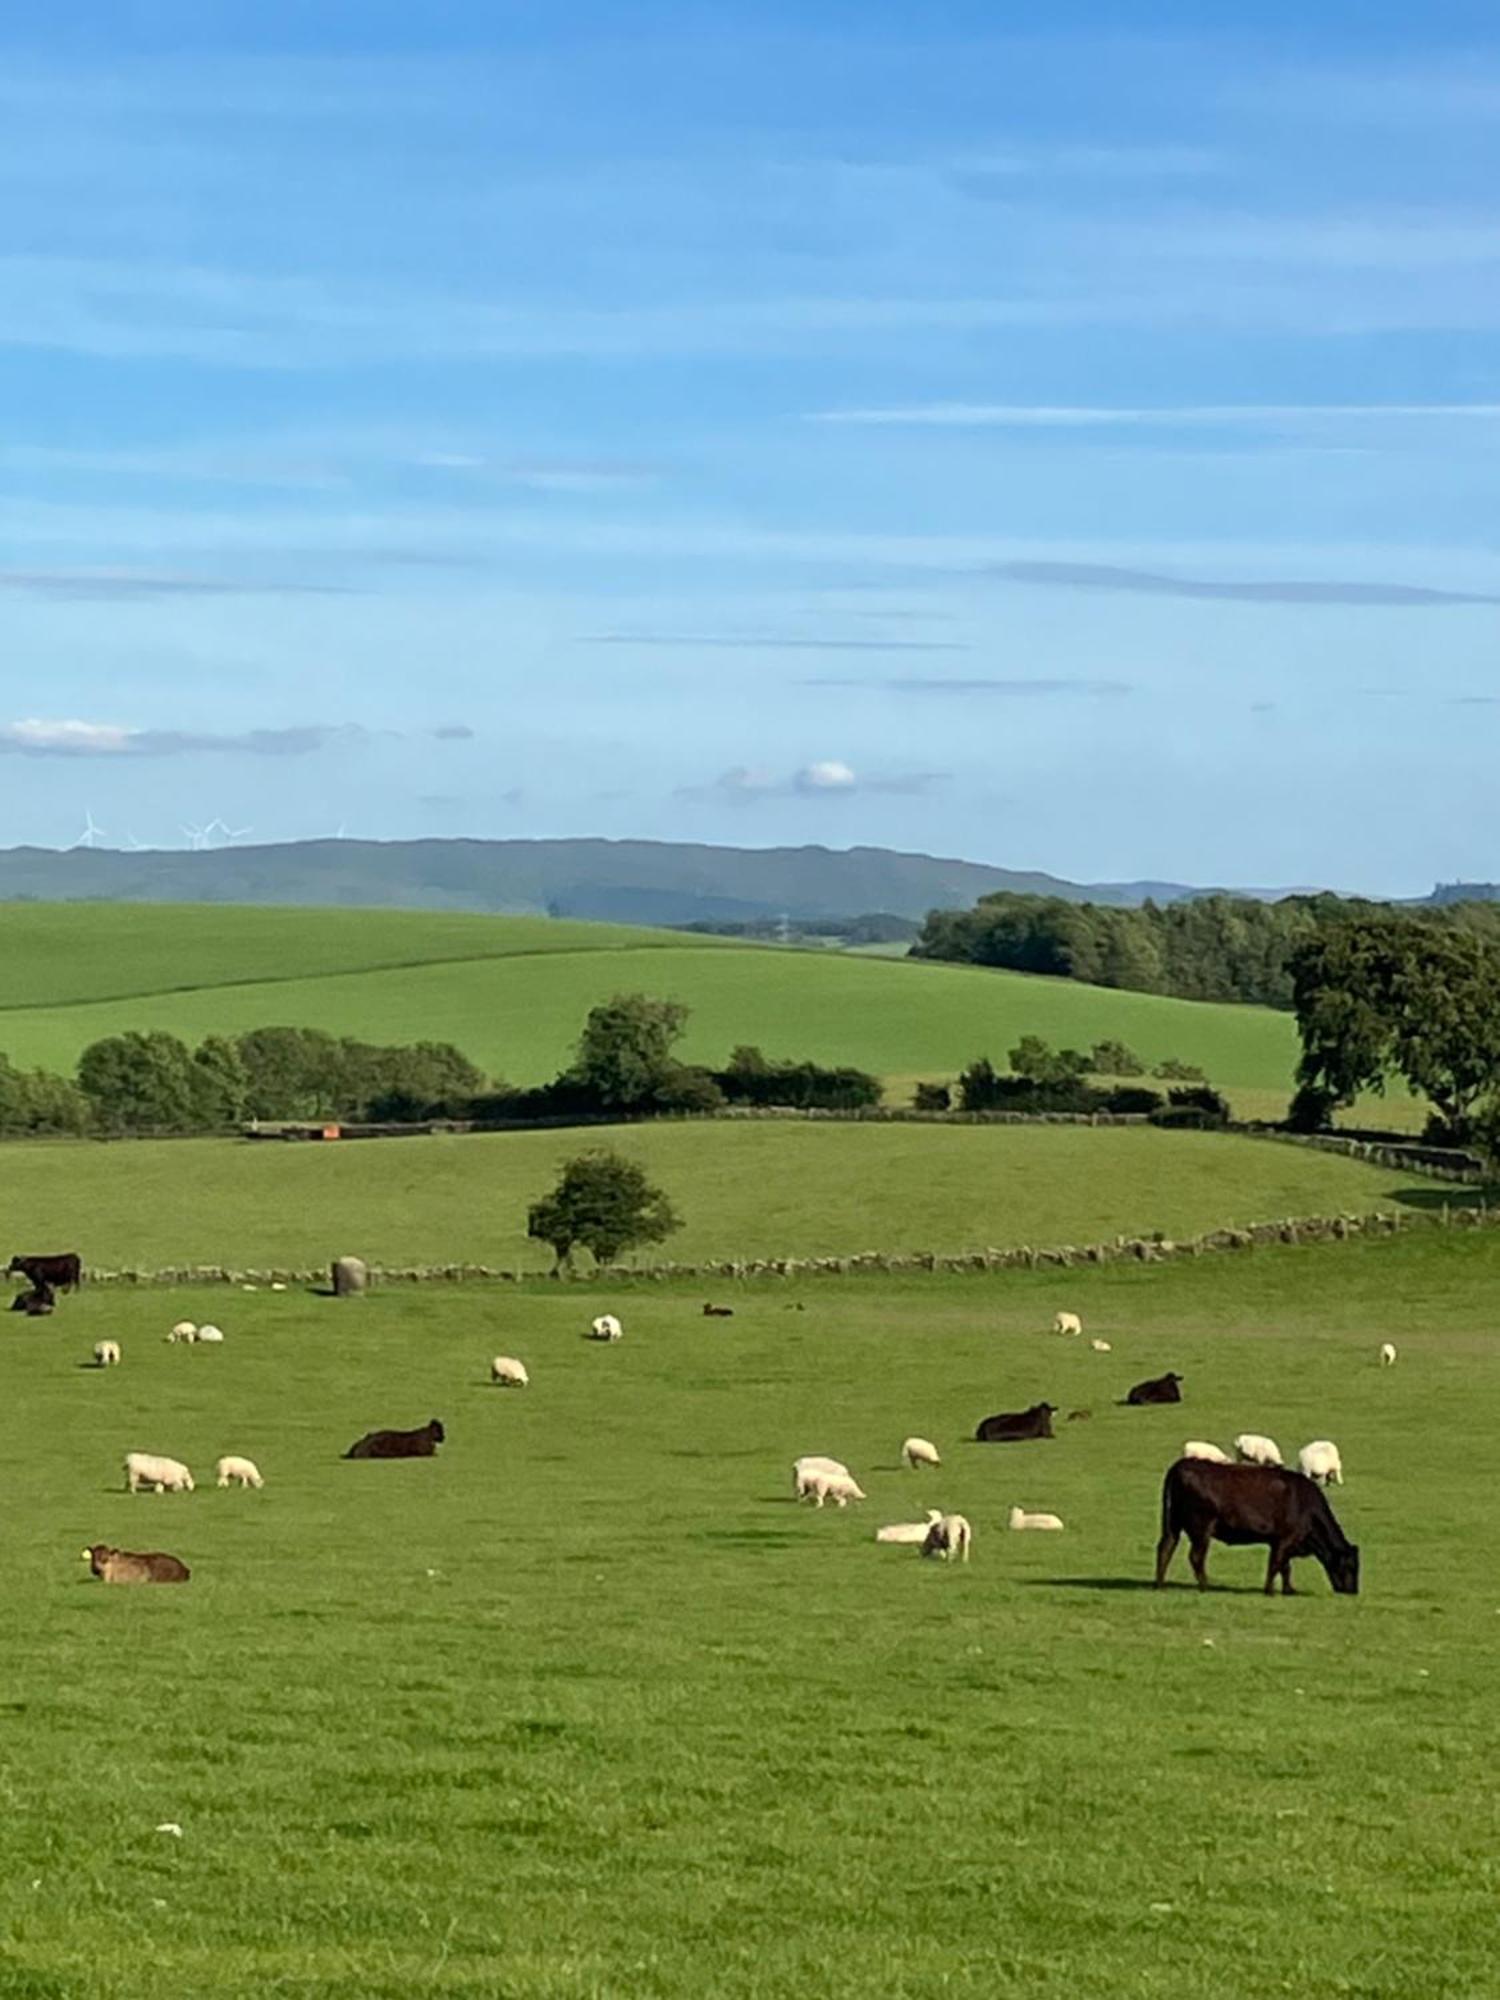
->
3, 2, 1499, 892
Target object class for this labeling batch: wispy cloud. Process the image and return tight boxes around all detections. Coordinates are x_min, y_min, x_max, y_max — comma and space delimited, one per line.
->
985, 562, 1500, 609
0, 566, 352, 600
581, 632, 968, 652
680, 760, 947, 803
431, 724, 476, 741
807, 402, 1500, 429
803, 675, 1132, 697
0, 719, 368, 758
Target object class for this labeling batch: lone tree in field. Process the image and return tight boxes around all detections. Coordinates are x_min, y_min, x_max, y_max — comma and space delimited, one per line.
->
527, 1149, 682, 1269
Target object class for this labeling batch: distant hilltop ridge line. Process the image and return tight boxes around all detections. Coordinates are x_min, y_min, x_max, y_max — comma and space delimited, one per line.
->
0, 833, 1362, 923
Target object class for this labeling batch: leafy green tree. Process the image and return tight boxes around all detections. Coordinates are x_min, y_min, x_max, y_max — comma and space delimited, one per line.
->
0, 1056, 90, 1135
569, 994, 692, 1111
912, 1081, 951, 1111
1009, 1037, 1090, 1086
526, 1150, 682, 1268
235, 1027, 347, 1120
191, 1035, 251, 1127
1152, 1058, 1206, 1082
957, 1057, 1004, 1110
77, 1031, 199, 1133
1090, 1039, 1144, 1076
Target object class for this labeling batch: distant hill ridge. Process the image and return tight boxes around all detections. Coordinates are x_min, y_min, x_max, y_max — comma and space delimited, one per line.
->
0, 837, 1317, 924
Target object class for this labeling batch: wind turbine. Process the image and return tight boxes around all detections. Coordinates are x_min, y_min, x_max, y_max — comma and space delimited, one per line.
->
180, 823, 209, 851
206, 819, 254, 844
69, 810, 107, 851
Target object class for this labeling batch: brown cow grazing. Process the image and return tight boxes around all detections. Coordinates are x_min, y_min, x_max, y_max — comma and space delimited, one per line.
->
975, 1403, 1057, 1443
1154, 1458, 1360, 1596
9, 1252, 82, 1292
1125, 1371, 1183, 1406
702, 1303, 734, 1318
81, 1544, 190, 1585
343, 1418, 446, 1460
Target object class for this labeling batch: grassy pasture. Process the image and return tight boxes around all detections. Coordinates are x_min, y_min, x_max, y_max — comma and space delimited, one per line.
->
0, 1231, 1494, 1996
0, 1123, 1428, 1272
0, 902, 1303, 1106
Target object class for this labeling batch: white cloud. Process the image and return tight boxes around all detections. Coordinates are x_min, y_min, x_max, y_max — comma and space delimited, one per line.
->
807, 402, 1500, 429
682, 760, 945, 803
795, 759, 857, 792
0, 719, 368, 758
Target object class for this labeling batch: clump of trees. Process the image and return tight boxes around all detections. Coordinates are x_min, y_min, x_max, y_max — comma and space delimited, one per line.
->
527, 1149, 681, 1268
912, 1038, 1224, 1124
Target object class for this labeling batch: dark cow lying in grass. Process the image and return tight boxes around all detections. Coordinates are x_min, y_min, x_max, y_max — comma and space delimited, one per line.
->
82, 1544, 190, 1585
1155, 1458, 1360, 1596
1125, 1371, 1183, 1405
9, 1252, 82, 1292
343, 1418, 447, 1460
10, 1281, 55, 1315
975, 1402, 1057, 1443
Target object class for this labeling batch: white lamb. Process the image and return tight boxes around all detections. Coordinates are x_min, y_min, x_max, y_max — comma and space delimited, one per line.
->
166, 1321, 197, 1344
1379, 1341, 1397, 1367
195, 1324, 224, 1344
124, 1452, 194, 1494
1053, 1311, 1082, 1337
902, 1436, 940, 1469
803, 1470, 866, 1509
1007, 1506, 1064, 1531
792, 1454, 850, 1500
589, 1314, 623, 1342
1233, 1432, 1284, 1468
490, 1356, 530, 1388
216, 1455, 263, 1489
93, 1340, 121, 1368
1089, 1338, 1112, 1353
922, 1512, 972, 1562
1298, 1440, 1343, 1487
1182, 1440, 1233, 1464
876, 1510, 944, 1545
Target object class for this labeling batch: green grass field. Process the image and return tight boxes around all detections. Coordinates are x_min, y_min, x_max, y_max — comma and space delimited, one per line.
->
0, 902, 1306, 1110
1, 1230, 1494, 1996
0, 1123, 1431, 1272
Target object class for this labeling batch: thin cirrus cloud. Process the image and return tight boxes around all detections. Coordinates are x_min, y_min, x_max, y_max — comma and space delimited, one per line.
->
984, 561, 1500, 609
802, 675, 1132, 697
0, 719, 369, 759
805, 402, 1500, 429
581, 632, 969, 653
0, 566, 352, 600
681, 760, 947, 803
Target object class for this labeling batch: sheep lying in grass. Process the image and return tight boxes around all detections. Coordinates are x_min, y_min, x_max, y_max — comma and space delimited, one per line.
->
1233, 1432, 1283, 1468
1380, 1341, 1397, 1367
802, 1470, 866, 1509
922, 1513, 972, 1562
876, 1510, 944, 1545
1053, 1311, 1082, 1337
490, 1356, 530, 1388
1182, 1440, 1233, 1464
166, 1321, 197, 1344
124, 1452, 194, 1494
215, 1455, 263, 1489
1007, 1507, 1064, 1531
1297, 1439, 1343, 1486
195, 1324, 224, 1344
902, 1436, 940, 1469
82, 1544, 189, 1585
93, 1340, 121, 1368
589, 1314, 623, 1342
1089, 1338, 1112, 1353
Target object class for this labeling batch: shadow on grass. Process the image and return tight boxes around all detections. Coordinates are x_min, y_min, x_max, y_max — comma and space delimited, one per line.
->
1023, 1576, 1269, 1594
1386, 1183, 1489, 1213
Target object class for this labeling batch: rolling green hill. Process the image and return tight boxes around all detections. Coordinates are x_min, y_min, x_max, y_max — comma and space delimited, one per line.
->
0, 1122, 1425, 1271
0, 901, 1303, 1112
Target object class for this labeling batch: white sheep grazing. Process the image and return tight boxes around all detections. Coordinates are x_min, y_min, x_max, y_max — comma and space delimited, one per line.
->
195, 1324, 224, 1344
93, 1340, 121, 1368
1053, 1311, 1083, 1337
792, 1454, 850, 1499
1089, 1338, 1112, 1353
804, 1470, 866, 1509
1182, 1440, 1233, 1464
902, 1436, 940, 1469
124, 1451, 194, 1494
1298, 1440, 1343, 1486
216, 1455, 263, 1489
589, 1314, 623, 1342
1007, 1506, 1064, 1531
1380, 1341, 1397, 1367
490, 1356, 530, 1388
1233, 1432, 1284, 1468
876, 1510, 944, 1545
922, 1512, 972, 1562
166, 1321, 197, 1344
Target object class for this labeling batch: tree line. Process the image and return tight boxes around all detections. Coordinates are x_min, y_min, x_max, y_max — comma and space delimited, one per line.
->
912, 888, 1500, 1009
0, 996, 883, 1138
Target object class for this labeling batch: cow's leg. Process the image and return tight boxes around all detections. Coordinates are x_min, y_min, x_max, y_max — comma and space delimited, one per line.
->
1153, 1529, 1180, 1587
1188, 1529, 1212, 1591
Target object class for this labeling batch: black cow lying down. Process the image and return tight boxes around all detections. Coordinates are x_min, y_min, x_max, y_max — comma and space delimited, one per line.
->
1125, 1371, 1183, 1405
975, 1402, 1057, 1443
344, 1418, 446, 1460
1155, 1458, 1360, 1596
10, 1282, 55, 1315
